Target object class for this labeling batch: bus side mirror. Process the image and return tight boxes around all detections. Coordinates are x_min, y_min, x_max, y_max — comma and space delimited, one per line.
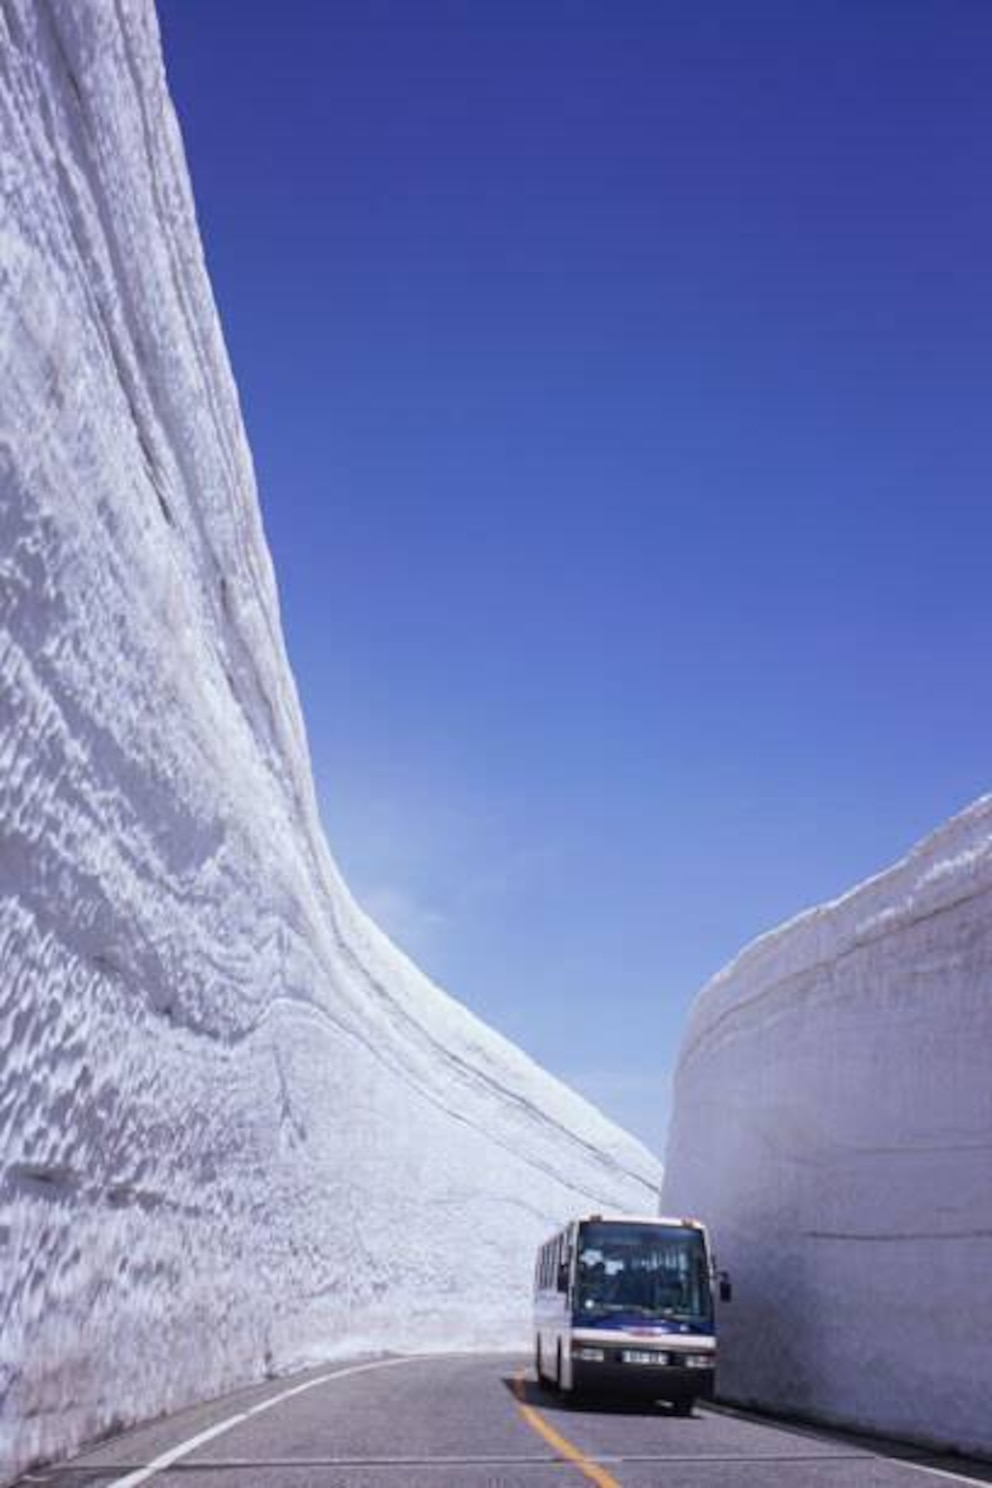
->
718, 1271, 733, 1303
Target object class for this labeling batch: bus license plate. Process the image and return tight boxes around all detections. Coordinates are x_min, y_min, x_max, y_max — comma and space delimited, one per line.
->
622, 1350, 667, 1366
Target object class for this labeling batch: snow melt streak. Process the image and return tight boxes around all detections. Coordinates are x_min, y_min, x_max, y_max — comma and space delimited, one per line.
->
0, 2, 659, 1478
663, 797, 992, 1457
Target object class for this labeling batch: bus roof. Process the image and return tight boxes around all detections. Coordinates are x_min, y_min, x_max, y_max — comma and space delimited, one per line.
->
537, 1214, 710, 1249
578, 1213, 707, 1229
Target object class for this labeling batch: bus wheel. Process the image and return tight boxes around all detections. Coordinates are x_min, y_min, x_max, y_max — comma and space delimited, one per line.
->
555, 1343, 563, 1393
672, 1396, 695, 1417
535, 1337, 543, 1381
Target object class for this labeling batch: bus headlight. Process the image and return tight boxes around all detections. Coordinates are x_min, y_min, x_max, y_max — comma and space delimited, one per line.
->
574, 1347, 606, 1362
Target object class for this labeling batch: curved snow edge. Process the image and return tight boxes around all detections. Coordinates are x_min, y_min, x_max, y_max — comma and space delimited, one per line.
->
680, 791, 992, 1063
0, 1, 661, 1481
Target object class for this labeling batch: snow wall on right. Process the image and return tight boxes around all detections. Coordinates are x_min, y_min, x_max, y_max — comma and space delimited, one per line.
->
662, 794, 992, 1457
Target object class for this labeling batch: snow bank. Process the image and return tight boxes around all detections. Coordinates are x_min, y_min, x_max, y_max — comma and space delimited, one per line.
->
662, 795, 992, 1457
0, 2, 659, 1478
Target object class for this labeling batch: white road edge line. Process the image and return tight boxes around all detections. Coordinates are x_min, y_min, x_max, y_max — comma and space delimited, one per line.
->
891, 1459, 992, 1488
700, 1407, 989, 1487
102, 1355, 419, 1488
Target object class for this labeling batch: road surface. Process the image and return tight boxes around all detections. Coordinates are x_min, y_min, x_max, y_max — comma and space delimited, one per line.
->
18, 1353, 992, 1488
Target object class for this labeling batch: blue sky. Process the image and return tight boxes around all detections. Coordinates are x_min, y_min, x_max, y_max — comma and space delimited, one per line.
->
158, 1, 992, 1155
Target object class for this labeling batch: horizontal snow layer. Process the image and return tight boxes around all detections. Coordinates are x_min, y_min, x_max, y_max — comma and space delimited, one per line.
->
0, 2, 660, 1479
662, 795, 992, 1457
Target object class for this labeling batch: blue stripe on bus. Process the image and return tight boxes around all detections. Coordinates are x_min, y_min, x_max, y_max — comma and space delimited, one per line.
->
573, 1313, 715, 1336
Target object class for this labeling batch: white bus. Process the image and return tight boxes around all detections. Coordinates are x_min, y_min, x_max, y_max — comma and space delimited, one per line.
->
533, 1213, 730, 1413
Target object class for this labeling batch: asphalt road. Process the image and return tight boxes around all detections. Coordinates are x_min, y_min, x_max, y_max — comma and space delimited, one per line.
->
18, 1353, 992, 1488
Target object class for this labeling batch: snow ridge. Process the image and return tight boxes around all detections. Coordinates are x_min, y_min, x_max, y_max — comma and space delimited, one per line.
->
663, 795, 992, 1457
0, 2, 659, 1479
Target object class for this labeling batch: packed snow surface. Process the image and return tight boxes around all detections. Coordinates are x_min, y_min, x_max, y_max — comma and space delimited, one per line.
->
0, 2, 660, 1477
663, 795, 992, 1457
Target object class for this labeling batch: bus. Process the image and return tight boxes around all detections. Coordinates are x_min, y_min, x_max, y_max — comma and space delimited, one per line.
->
533, 1213, 730, 1413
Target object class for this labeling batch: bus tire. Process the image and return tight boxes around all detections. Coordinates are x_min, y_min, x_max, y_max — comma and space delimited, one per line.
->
555, 1342, 564, 1393
535, 1336, 543, 1381
672, 1396, 695, 1417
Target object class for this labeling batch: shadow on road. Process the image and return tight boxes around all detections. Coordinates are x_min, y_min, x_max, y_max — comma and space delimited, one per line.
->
503, 1374, 696, 1420
506, 1376, 992, 1484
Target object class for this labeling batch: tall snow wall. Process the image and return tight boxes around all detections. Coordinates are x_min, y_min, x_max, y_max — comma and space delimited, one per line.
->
0, 2, 661, 1478
663, 795, 992, 1458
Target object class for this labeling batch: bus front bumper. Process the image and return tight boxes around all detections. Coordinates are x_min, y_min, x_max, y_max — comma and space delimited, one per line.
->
570, 1350, 715, 1401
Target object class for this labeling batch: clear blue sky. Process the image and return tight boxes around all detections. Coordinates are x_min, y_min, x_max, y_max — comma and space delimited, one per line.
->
158, 1, 992, 1156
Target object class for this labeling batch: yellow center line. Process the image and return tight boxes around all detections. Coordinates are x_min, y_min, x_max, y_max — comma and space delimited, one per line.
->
512, 1369, 621, 1488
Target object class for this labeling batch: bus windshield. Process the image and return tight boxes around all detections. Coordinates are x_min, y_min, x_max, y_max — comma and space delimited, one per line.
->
575, 1221, 712, 1324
